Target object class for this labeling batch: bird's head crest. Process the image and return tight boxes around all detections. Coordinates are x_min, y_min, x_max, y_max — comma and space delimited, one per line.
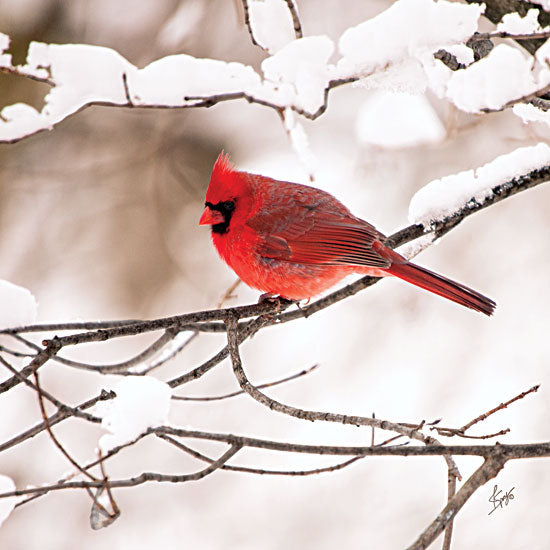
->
205, 151, 247, 203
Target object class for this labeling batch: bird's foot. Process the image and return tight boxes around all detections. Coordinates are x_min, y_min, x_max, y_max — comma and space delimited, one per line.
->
258, 293, 284, 313
258, 292, 278, 304
258, 293, 296, 313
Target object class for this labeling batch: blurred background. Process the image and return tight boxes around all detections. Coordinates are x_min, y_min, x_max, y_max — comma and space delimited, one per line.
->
1, 1, 549, 548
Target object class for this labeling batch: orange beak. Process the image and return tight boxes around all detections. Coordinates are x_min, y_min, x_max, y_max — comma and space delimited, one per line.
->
199, 206, 224, 226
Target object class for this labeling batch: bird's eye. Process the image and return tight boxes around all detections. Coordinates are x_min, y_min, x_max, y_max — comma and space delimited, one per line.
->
222, 200, 235, 211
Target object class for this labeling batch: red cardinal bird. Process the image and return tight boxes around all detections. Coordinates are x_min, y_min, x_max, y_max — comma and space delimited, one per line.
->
199, 152, 495, 315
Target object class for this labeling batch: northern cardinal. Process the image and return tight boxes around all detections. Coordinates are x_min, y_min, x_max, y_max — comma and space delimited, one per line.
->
199, 152, 495, 315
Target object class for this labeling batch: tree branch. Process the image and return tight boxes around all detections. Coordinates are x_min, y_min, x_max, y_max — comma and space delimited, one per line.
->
408, 455, 507, 550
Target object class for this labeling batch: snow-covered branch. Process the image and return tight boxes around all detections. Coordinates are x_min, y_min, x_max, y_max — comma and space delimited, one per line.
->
4, 0, 550, 144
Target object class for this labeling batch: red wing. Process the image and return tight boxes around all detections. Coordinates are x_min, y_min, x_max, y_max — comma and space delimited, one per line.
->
251, 213, 390, 268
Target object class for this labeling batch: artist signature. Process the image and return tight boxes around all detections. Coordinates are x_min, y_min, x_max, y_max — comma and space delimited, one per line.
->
488, 484, 515, 515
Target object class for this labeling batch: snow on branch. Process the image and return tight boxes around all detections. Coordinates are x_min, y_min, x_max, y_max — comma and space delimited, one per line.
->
409, 143, 550, 227
241, 0, 299, 52
3, 0, 550, 144
5, 0, 539, 144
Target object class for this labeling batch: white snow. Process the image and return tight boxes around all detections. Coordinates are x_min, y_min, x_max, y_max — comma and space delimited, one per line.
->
0, 40, 133, 141
130, 55, 261, 104
0, 0, 545, 143
445, 44, 541, 112
444, 44, 475, 66
496, 9, 544, 34
283, 107, 316, 176
356, 91, 445, 149
261, 36, 334, 113
513, 102, 550, 124
0, 103, 48, 140
93, 376, 171, 452
248, 0, 296, 53
26, 42, 132, 116
396, 233, 437, 261
0, 475, 16, 528
337, 0, 483, 77
0, 280, 38, 329
0, 36, 265, 141
0, 32, 9, 54
409, 143, 550, 226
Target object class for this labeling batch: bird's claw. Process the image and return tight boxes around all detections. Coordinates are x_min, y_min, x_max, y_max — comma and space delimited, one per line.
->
258, 293, 297, 314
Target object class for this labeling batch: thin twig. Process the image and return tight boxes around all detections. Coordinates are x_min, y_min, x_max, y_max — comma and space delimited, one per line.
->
0, 355, 99, 423
0, 339, 61, 393
88, 450, 120, 529
461, 385, 539, 432
157, 433, 362, 476
15, 432, 151, 508
11, 329, 182, 374
471, 30, 550, 42
2, 444, 242, 496
442, 470, 457, 550
167, 314, 271, 388
0, 389, 114, 453
172, 364, 319, 401
217, 278, 242, 308
434, 385, 540, 438
138, 330, 199, 374
33, 370, 98, 482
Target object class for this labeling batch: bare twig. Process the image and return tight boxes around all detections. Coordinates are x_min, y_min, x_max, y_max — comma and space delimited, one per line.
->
434, 385, 540, 438
471, 30, 550, 42
15, 432, 152, 508
0, 389, 114, 453
157, 433, 362, 476
217, 278, 242, 308
0, 355, 100, 423
33, 370, 98, 482
0, 339, 61, 393
138, 330, 199, 374
167, 314, 272, 388
1, 444, 241, 496
442, 471, 457, 550
88, 451, 121, 529
10, 329, 184, 374
172, 364, 319, 402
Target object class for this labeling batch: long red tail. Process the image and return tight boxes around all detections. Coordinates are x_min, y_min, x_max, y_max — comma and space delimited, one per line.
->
386, 261, 496, 316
